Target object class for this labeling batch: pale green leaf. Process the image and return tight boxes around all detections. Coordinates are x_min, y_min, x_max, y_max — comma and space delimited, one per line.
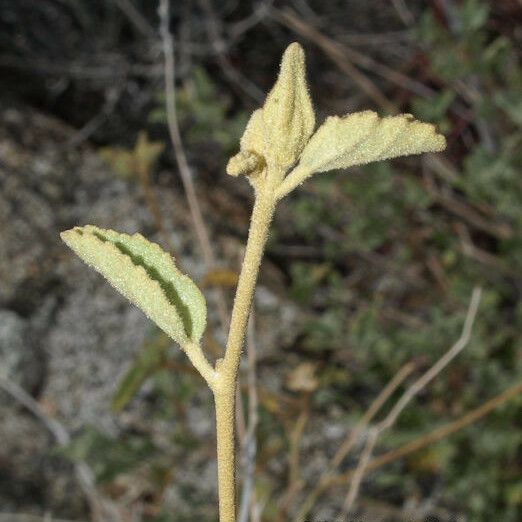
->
240, 109, 269, 157
298, 111, 446, 173
226, 150, 265, 178
61, 225, 207, 347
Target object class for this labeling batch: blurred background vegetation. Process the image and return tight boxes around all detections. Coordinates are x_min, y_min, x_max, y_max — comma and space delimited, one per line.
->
0, 1, 521, 521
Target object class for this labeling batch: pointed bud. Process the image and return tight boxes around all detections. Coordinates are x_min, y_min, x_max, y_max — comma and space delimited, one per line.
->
262, 42, 315, 169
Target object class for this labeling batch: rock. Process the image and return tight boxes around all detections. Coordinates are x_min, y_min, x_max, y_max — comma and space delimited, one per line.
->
0, 310, 40, 389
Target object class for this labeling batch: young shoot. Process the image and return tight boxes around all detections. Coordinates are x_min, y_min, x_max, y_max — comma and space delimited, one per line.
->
61, 42, 445, 522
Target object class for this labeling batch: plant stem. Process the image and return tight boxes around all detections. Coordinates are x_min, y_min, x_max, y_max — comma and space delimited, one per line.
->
222, 186, 277, 378
183, 341, 218, 389
214, 386, 237, 522
214, 183, 277, 522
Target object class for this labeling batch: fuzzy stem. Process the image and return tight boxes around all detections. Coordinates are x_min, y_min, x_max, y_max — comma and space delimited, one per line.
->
214, 183, 277, 522
183, 341, 218, 389
222, 186, 277, 378
275, 164, 311, 200
214, 386, 237, 522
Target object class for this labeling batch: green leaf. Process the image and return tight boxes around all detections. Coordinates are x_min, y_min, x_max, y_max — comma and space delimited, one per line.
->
277, 111, 446, 198
57, 426, 157, 483
298, 111, 446, 174
61, 225, 207, 347
495, 91, 522, 127
112, 333, 169, 412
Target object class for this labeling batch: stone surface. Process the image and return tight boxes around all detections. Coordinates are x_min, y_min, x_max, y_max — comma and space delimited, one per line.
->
0, 310, 40, 390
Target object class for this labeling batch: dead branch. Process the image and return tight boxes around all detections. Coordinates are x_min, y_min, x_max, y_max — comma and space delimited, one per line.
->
330, 378, 522, 488
338, 287, 481, 513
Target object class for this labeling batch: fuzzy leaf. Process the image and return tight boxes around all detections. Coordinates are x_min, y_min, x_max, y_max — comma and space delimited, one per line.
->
61, 225, 206, 347
240, 109, 269, 157
298, 111, 446, 173
226, 110, 268, 179
226, 150, 264, 177
262, 42, 315, 168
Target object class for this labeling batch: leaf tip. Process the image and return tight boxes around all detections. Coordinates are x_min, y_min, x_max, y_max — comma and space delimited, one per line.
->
429, 127, 447, 152
282, 41, 305, 67
60, 227, 81, 246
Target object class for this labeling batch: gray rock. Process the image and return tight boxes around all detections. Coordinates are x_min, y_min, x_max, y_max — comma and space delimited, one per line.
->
43, 280, 149, 432
0, 311, 34, 386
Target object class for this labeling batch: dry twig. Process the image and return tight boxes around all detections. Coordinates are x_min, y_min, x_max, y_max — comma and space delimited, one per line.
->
158, 0, 215, 268
296, 287, 481, 520
375, 287, 482, 432
277, 405, 309, 520
66, 86, 122, 148
330, 378, 522, 487
114, 0, 156, 38
341, 427, 379, 514
422, 171, 513, 240
338, 287, 482, 515
0, 515, 87, 522
198, 0, 264, 103
157, 0, 233, 364
332, 362, 416, 471
238, 313, 260, 522
273, 7, 435, 105
272, 7, 394, 113
391, 0, 415, 26
228, 0, 274, 42
294, 362, 415, 522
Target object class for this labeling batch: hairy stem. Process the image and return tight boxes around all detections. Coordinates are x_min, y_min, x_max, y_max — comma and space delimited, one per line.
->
214, 387, 237, 522
214, 183, 277, 522
222, 186, 277, 378
183, 341, 218, 389
275, 164, 311, 200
